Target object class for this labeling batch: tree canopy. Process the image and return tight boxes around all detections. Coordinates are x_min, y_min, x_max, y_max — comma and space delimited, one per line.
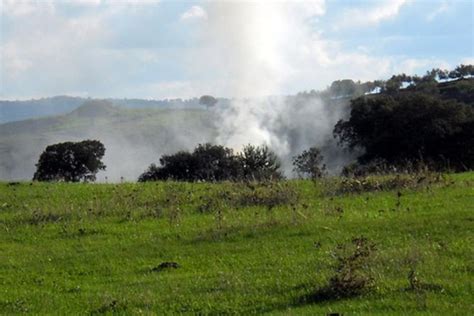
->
292, 147, 326, 179
138, 143, 282, 182
199, 95, 218, 109
33, 140, 106, 182
334, 87, 474, 171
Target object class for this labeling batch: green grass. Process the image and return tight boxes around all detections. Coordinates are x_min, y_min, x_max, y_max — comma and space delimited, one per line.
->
0, 173, 473, 314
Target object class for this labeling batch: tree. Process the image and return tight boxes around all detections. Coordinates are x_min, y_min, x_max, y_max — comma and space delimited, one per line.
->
138, 143, 242, 182
292, 147, 326, 179
447, 64, 474, 79
138, 143, 283, 182
333, 93, 474, 171
192, 143, 242, 181
199, 95, 218, 109
137, 163, 163, 182
239, 144, 283, 181
33, 140, 106, 182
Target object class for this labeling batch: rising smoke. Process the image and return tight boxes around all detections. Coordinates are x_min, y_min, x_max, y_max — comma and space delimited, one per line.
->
198, 1, 354, 175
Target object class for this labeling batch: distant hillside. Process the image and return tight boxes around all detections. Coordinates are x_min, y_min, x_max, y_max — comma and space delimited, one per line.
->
0, 100, 217, 181
0, 96, 228, 124
0, 96, 85, 124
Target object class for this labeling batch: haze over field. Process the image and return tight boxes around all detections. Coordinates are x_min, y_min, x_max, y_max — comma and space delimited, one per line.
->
0, 0, 472, 181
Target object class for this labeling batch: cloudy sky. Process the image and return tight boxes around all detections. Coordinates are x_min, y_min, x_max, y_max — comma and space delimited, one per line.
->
1, 0, 472, 100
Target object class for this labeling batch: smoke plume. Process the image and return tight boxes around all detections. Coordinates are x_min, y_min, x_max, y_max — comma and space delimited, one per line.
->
197, 1, 353, 175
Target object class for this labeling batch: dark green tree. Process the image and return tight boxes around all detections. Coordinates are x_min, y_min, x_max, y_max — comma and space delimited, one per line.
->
139, 143, 245, 182
192, 143, 242, 181
292, 147, 326, 179
240, 144, 283, 181
199, 95, 218, 109
334, 93, 474, 171
33, 140, 106, 182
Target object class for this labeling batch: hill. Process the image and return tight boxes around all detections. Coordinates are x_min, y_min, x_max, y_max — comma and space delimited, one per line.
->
0, 100, 217, 181
0, 96, 225, 124
0, 172, 472, 314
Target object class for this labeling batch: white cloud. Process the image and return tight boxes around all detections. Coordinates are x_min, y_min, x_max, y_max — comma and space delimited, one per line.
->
426, 1, 450, 22
0, 0, 160, 17
180, 5, 207, 21
460, 57, 474, 65
336, 0, 410, 29
1, 0, 55, 16
0, 0, 468, 100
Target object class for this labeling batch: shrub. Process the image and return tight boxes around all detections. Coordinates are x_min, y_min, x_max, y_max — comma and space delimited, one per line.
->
292, 146, 326, 180
139, 143, 283, 182
313, 237, 377, 300
239, 144, 283, 182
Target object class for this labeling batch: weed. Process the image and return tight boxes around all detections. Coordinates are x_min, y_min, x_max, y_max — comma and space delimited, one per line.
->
232, 182, 299, 209
404, 248, 444, 293
312, 237, 377, 301
333, 172, 445, 195
0, 299, 29, 313
91, 298, 127, 315
150, 262, 180, 272
28, 210, 63, 225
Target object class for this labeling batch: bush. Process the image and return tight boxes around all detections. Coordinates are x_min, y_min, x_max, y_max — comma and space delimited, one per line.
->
239, 144, 283, 181
292, 147, 326, 179
313, 237, 377, 301
138, 143, 282, 182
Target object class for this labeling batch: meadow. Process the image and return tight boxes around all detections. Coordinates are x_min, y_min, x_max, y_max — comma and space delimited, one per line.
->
0, 173, 473, 314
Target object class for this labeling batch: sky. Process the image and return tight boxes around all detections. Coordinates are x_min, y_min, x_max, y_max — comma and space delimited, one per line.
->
0, 0, 473, 100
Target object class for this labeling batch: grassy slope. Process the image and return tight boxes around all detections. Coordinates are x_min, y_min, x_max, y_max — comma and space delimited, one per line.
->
0, 173, 472, 314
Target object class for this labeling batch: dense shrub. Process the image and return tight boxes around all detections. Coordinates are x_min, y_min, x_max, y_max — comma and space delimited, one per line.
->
313, 237, 377, 301
292, 147, 326, 179
239, 144, 283, 181
138, 143, 282, 182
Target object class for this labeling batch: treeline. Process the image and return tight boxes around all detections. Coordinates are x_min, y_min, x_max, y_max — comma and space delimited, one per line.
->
333, 66, 474, 174
32, 65, 474, 182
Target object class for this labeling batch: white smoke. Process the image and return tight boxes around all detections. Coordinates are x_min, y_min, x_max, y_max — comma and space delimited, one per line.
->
195, 1, 352, 175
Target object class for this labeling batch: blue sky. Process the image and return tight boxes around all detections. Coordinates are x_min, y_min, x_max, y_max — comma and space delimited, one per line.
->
0, 0, 472, 100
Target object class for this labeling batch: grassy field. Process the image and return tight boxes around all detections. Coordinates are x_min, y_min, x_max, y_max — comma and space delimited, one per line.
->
0, 173, 473, 314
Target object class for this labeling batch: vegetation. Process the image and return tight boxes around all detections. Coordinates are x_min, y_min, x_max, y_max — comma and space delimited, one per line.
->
139, 143, 282, 182
199, 95, 218, 109
33, 140, 106, 182
292, 147, 326, 180
0, 172, 472, 314
334, 74, 474, 172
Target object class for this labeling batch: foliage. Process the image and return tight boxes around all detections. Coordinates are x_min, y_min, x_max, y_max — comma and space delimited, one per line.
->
313, 237, 377, 300
334, 92, 474, 171
292, 147, 326, 179
333, 172, 444, 195
239, 144, 283, 181
199, 95, 218, 109
33, 140, 106, 182
139, 143, 282, 182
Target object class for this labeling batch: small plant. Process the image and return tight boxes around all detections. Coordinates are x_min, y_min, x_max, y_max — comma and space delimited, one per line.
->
313, 236, 377, 300
404, 248, 443, 294
334, 172, 444, 195
91, 298, 127, 315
